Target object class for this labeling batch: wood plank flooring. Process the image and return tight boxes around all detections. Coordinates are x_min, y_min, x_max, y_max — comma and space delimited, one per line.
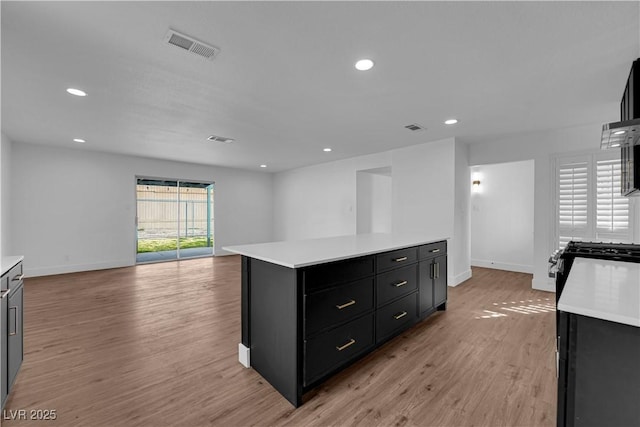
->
3, 257, 555, 426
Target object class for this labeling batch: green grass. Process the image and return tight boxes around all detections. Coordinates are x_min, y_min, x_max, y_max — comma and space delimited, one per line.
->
137, 236, 212, 253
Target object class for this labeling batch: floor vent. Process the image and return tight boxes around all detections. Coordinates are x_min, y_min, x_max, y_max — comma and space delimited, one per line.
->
165, 29, 220, 60
207, 135, 235, 143
404, 123, 427, 132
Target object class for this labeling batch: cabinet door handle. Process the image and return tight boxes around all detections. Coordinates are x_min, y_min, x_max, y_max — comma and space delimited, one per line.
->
430, 263, 435, 279
435, 263, 440, 279
393, 280, 408, 288
336, 338, 356, 351
12, 274, 24, 282
0, 290, 9, 299
393, 256, 408, 262
394, 311, 408, 320
336, 300, 356, 310
9, 306, 18, 336
430, 249, 440, 253
556, 336, 560, 379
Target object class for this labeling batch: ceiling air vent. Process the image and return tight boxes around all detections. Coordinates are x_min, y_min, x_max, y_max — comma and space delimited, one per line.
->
404, 123, 427, 132
207, 135, 235, 143
165, 29, 220, 60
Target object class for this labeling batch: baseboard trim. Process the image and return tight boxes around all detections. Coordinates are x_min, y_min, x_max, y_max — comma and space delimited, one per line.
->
238, 343, 251, 368
471, 259, 533, 274
450, 269, 472, 287
26, 260, 133, 278
532, 276, 556, 293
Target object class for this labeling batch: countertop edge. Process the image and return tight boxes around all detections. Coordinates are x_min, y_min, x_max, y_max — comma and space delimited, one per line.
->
557, 302, 640, 327
223, 235, 448, 269
1, 255, 24, 277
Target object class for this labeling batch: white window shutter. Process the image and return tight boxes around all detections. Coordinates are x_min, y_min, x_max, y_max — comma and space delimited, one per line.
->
596, 157, 631, 241
555, 152, 634, 250
557, 160, 589, 249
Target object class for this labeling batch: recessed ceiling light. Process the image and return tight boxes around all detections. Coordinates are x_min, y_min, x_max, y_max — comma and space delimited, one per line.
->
614, 130, 626, 135
66, 88, 87, 97
73, 138, 86, 143
260, 164, 267, 168
611, 143, 621, 147
355, 59, 374, 71
444, 119, 458, 125
323, 148, 332, 152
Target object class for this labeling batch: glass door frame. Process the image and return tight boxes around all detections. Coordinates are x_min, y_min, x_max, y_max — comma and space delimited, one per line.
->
135, 175, 215, 264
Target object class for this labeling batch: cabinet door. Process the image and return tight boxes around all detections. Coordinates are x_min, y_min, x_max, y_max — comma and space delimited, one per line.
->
1, 289, 7, 409
433, 255, 447, 308
8, 285, 23, 390
418, 261, 434, 316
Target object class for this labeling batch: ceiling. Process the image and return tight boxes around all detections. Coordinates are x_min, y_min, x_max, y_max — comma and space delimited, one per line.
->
2, 1, 639, 172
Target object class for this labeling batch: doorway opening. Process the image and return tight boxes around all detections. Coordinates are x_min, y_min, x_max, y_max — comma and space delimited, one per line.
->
135, 177, 214, 263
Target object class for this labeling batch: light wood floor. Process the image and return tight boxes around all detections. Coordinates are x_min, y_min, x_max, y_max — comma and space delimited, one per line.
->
4, 257, 555, 426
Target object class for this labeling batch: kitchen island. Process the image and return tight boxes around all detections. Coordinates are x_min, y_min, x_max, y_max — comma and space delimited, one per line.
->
557, 258, 640, 426
224, 233, 448, 407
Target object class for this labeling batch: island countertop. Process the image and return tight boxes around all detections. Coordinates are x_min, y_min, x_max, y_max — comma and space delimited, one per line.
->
1, 256, 24, 277
558, 257, 640, 327
223, 233, 449, 268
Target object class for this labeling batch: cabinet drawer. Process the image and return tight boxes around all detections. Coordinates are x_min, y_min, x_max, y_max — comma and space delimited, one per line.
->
376, 264, 418, 307
304, 313, 374, 386
3, 262, 23, 291
376, 292, 418, 342
419, 241, 446, 260
305, 278, 374, 337
303, 256, 374, 292
376, 247, 418, 273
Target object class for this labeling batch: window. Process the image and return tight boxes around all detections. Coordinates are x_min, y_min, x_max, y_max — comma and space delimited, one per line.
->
555, 151, 633, 250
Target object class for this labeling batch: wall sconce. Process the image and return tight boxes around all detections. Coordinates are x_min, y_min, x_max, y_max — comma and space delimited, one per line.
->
472, 179, 481, 193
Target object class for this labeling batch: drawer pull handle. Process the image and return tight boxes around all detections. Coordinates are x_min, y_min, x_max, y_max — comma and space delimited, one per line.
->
12, 274, 24, 282
336, 338, 356, 351
336, 300, 356, 310
394, 311, 408, 320
393, 280, 408, 287
393, 256, 408, 262
430, 249, 441, 253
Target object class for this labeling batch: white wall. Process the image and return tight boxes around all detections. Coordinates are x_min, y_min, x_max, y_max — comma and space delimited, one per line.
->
453, 140, 471, 285
273, 137, 472, 286
467, 123, 603, 291
470, 160, 534, 273
10, 142, 273, 276
1, 133, 12, 259
356, 170, 392, 234
273, 151, 392, 241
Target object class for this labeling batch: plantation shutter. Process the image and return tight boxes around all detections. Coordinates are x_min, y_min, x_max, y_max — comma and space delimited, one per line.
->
555, 151, 634, 250
596, 157, 631, 241
557, 159, 589, 249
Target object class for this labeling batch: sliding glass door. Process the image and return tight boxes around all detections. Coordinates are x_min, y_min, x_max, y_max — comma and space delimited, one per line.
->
136, 178, 214, 263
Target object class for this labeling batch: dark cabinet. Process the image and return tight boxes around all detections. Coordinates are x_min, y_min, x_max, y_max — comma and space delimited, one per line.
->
419, 242, 447, 317
1, 260, 23, 410
557, 311, 640, 427
7, 284, 23, 390
376, 292, 418, 342
241, 240, 447, 407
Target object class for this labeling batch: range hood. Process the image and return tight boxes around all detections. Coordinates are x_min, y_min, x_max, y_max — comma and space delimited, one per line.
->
601, 117, 640, 149
601, 58, 640, 149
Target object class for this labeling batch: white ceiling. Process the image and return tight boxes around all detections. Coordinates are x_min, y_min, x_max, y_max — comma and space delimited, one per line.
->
2, 1, 639, 172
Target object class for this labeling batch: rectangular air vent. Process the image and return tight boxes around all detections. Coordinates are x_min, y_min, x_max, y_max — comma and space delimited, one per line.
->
165, 29, 220, 60
207, 135, 235, 143
404, 123, 427, 132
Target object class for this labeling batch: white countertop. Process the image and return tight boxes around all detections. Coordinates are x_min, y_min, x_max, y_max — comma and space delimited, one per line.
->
1, 256, 24, 277
558, 258, 640, 327
223, 233, 448, 268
